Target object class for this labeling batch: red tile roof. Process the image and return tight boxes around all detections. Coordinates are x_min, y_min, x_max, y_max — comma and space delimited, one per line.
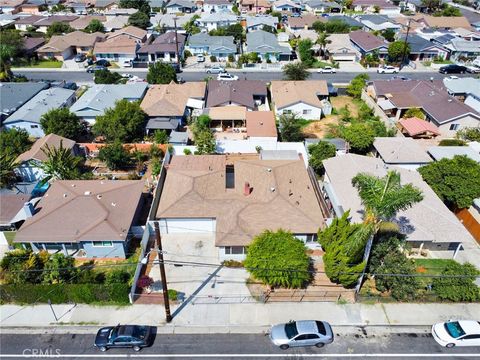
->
399, 117, 440, 137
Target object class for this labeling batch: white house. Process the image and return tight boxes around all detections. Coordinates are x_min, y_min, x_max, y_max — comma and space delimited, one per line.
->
372, 137, 432, 171
197, 12, 238, 32
203, 0, 234, 13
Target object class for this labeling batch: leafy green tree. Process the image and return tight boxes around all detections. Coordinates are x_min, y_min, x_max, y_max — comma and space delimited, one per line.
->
146, 62, 177, 84
456, 127, 480, 142
298, 39, 315, 66
43, 253, 76, 284
0, 128, 31, 158
0, 152, 19, 188
308, 141, 336, 175
84, 19, 105, 33
232, 4, 240, 15
418, 155, 480, 209
346, 73, 369, 98
262, 25, 276, 33
248, 52, 260, 63
325, 19, 351, 33
318, 212, 368, 287
283, 62, 310, 81
439, 4, 461, 16
0, 249, 48, 284
404, 107, 425, 119
197, 114, 211, 128
128, 11, 150, 29
422, 0, 441, 12
278, 113, 304, 142
94, 68, 123, 84
244, 230, 311, 288
98, 141, 132, 170
381, 28, 396, 42
316, 32, 330, 58
312, 20, 325, 33
93, 100, 147, 142
119, 0, 150, 13
183, 15, 200, 34
0, 29, 24, 80
388, 41, 410, 63
432, 262, 480, 302
37, 141, 82, 181
194, 128, 216, 155
46, 22, 73, 37
154, 130, 169, 144
225, 23, 244, 42
40, 108, 84, 141
340, 122, 375, 153
270, 11, 282, 22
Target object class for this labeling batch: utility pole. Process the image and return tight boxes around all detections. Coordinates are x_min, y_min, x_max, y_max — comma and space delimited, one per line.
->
173, 16, 181, 70
154, 222, 172, 323
399, 18, 411, 71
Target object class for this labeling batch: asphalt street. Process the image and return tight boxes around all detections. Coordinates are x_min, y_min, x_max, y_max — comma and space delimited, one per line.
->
1, 332, 479, 359
12, 69, 470, 84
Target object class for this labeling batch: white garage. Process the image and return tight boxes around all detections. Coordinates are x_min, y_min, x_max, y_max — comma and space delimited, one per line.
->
158, 218, 216, 234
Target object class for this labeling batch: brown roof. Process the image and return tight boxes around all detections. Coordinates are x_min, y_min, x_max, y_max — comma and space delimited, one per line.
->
34, 15, 78, 27
16, 134, 76, 163
14, 15, 45, 25
38, 31, 105, 53
246, 111, 277, 138
23, 37, 45, 52
349, 30, 387, 52
106, 25, 147, 41
70, 15, 106, 30
206, 80, 268, 109
141, 82, 206, 117
271, 80, 329, 110
420, 15, 472, 30
14, 180, 144, 243
208, 106, 247, 120
0, 194, 29, 225
156, 155, 324, 246
138, 32, 187, 54
93, 34, 137, 55
287, 14, 326, 29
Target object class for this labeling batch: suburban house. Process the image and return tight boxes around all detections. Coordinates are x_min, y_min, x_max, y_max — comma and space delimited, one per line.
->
13, 14, 45, 31
14, 180, 145, 258
69, 83, 148, 125
397, 117, 440, 138
443, 77, 480, 101
245, 30, 292, 62
400, 0, 427, 13
3, 87, 76, 138
349, 30, 389, 58
400, 34, 449, 62
104, 25, 147, 43
356, 15, 401, 32
246, 111, 278, 141
103, 15, 129, 32
203, 0, 233, 13
270, 80, 330, 120
427, 146, 480, 163
22, 37, 45, 57
33, 15, 78, 33
413, 15, 473, 30
93, 27, 147, 66
197, 12, 238, 32
452, 27, 480, 41
206, 80, 268, 110
367, 79, 480, 137
137, 32, 186, 64
0, 82, 48, 122
239, 0, 271, 14
140, 82, 206, 133
15, 134, 79, 182
272, 0, 302, 13
165, 0, 196, 13
352, 0, 400, 15
245, 15, 278, 32
69, 15, 106, 30
325, 34, 360, 62
0, 0, 26, 13
187, 33, 237, 59
444, 38, 480, 61
0, 194, 34, 231
305, 0, 342, 14
285, 14, 324, 31
37, 31, 106, 61
372, 137, 432, 170
150, 13, 194, 32
155, 154, 324, 261
322, 154, 476, 259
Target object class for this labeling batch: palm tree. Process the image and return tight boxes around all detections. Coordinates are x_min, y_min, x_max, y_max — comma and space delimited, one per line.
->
37, 141, 82, 181
0, 152, 19, 188
316, 32, 331, 60
0, 44, 14, 82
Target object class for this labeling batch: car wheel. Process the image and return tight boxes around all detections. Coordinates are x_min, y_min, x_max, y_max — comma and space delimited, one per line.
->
99, 346, 108, 352
207, 70, 211, 74
315, 342, 325, 348
446, 343, 455, 348
133, 346, 141, 352
279, 344, 289, 350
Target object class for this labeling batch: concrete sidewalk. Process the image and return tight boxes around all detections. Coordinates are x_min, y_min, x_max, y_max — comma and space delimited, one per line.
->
1, 302, 478, 334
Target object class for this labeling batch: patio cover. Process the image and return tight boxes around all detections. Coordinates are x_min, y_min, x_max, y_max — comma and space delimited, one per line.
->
399, 117, 440, 137
378, 99, 395, 111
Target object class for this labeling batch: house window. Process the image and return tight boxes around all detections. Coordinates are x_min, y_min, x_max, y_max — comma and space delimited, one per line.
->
449, 124, 460, 131
224, 246, 246, 255
30, 125, 38, 128
302, 109, 312, 115
305, 234, 316, 243
283, 109, 292, 114
92, 241, 113, 247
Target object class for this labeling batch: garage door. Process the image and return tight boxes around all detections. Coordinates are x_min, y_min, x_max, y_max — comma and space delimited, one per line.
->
159, 218, 216, 234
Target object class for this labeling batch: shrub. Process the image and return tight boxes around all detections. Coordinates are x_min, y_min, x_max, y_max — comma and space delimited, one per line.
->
438, 139, 466, 146
432, 262, 480, 302
228, 54, 235, 62
137, 275, 153, 289
154, 130, 169, 144
168, 289, 178, 301
183, 148, 192, 155
456, 127, 480, 142
308, 141, 336, 175
222, 260, 244, 268
184, 50, 192, 58
105, 269, 131, 284
210, 55, 217, 62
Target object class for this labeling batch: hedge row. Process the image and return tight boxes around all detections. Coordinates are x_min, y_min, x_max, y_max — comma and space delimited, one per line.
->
0, 283, 130, 305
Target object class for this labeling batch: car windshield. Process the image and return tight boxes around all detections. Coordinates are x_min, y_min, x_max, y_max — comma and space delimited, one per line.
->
444, 322, 466, 338
284, 322, 299, 339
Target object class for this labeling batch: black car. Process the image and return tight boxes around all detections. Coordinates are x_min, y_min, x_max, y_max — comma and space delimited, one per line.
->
94, 325, 153, 352
95, 59, 111, 67
87, 65, 107, 73
439, 64, 467, 74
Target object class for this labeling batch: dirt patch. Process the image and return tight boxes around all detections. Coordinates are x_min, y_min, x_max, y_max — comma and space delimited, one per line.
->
331, 96, 360, 117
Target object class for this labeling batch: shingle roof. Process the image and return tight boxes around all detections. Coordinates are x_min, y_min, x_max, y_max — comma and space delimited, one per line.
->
0, 194, 30, 226
287, 14, 325, 29
373, 137, 432, 164
156, 155, 324, 246
0, 82, 48, 117
306, 0, 342, 9
349, 30, 388, 52
400, 34, 444, 54
188, 33, 236, 52
271, 80, 329, 109
357, 14, 396, 25
38, 31, 105, 53
443, 77, 480, 96
427, 147, 480, 162
14, 180, 144, 243
352, 0, 398, 8
34, 15, 78, 26
445, 38, 480, 52
70, 15, 106, 30
421, 15, 472, 30
106, 25, 147, 40
138, 32, 186, 54
207, 106, 247, 120
206, 80, 267, 109
246, 15, 278, 29
16, 134, 76, 163
246, 111, 277, 138
93, 35, 138, 55
246, 30, 291, 55
198, 12, 238, 23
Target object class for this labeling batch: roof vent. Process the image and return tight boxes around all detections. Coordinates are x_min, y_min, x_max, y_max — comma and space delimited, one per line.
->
71, 184, 76, 187
270, 187, 276, 192
260, 122, 263, 125
84, 191, 91, 195
266, 168, 272, 172
97, 194, 102, 199
63, 193, 67, 198
244, 182, 252, 196
111, 202, 116, 207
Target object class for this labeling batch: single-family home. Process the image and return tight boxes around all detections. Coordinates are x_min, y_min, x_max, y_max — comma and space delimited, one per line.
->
33, 15, 79, 33
443, 77, 480, 101
150, 13, 195, 32
105, 25, 147, 43
397, 117, 440, 138
245, 15, 278, 32
246, 111, 278, 141
246, 30, 292, 62
452, 27, 480, 41
413, 15, 472, 31
69, 15, 106, 31
69, 83, 148, 125
94, 0, 119, 9
155, 154, 324, 261
325, 33, 360, 62
272, 0, 302, 13
0, 12, 19, 27
14, 180, 145, 258
352, 0, 400, 15
22, 36, 45, 57
372, 137, 432, 170
63, 0, 94, 14
427, 146, 480, 163
271, 80, 330, 120
0, 0, 26, 14
322, 154, 477, 258
141, 82, 206, 133
187, 33, 237, 59
165, 0, 196, 13
356, 14, 401, 32
305, 0, 342, 14
37, 31, 106, 61
137, 32, 186, 64
15, 134, 79, 182
285, 14, 325, 31
444, 38, 480, 61
149, 0, 168, 10
400, 0, 427, 13
0, 194, 34, 231
0, 82, 48, 122
13, 14, 44, 30
3, 87, 76, 138
330, 15, 363, 28
203, 0, 233, 13
239, 0, 271, 14
399, 34, 449, 62
206, 80, 268, 110
103, 15, 129, 32
197, 12, 238, 32
349, 30, 389, 58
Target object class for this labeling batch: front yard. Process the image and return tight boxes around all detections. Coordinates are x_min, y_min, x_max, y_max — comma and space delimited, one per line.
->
13, 59, 63, 68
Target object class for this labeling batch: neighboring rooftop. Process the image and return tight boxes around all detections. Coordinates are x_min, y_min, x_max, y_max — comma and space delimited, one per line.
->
0, 194, 30, 226
37, 31, 105, 53
398, 117, 440, 137
138, 32, 186, 54
0, 82, 48, 119
443, 77, 480, 97
427, 146, 480, 163
206, 80, 267, 109
16, 134, 76, 163
246, 111, 277, 138
373, 137, 432, 164
271, 80, 329, 109
349, 30, 388, 52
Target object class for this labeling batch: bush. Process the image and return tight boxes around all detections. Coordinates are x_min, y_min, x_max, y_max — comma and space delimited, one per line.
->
154, 130, 169, 144
210, 55, 217, 62
456, 127, 480, 142
346, 73, 369, 99
184, 50, 192, 58
438, 139, 466, 146
183, 148, 192, 155
308, 141, 336, 175
432, 262, 480, 302
228, 54, 235, 62
168, 289, 178, 301
222, 260, 244, 268
105, 269, 131, 284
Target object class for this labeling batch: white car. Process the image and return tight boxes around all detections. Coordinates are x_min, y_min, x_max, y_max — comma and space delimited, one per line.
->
217, 73, 238, 81
377, 65, 399, 74
432, 320, 480, 348
197, 54, 205, 63
121, 73, 133, 78
317, 66, 336, 73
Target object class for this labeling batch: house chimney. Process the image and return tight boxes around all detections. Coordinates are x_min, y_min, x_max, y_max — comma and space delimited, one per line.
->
244, 181, 251, 196
23, 202, 34, 218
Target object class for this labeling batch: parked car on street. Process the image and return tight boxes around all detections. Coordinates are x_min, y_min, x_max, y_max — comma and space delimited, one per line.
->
217, 73, 238, 81
87, 65, 107, 73
465, 65, 480, 74
317, 66, 336, 73
94, 325, 154, 352
432, 320, 480, 348
439, 64, 467, 74
95, 59, 111, 67
206, 66, 226, 74
197, 54, 205, 62
74, 53, 86, 63
269, 320, 334, 350
377, 65, 399, 74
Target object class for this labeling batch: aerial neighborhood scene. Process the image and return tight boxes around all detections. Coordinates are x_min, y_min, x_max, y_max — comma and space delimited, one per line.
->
1, 0, 480, 357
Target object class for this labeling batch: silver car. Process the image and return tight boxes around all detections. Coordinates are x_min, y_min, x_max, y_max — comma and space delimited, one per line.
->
269, 320, 334, 350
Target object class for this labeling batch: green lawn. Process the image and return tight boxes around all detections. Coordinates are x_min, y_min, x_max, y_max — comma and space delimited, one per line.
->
415, 258, 457, 275
14, 60, 63, 68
